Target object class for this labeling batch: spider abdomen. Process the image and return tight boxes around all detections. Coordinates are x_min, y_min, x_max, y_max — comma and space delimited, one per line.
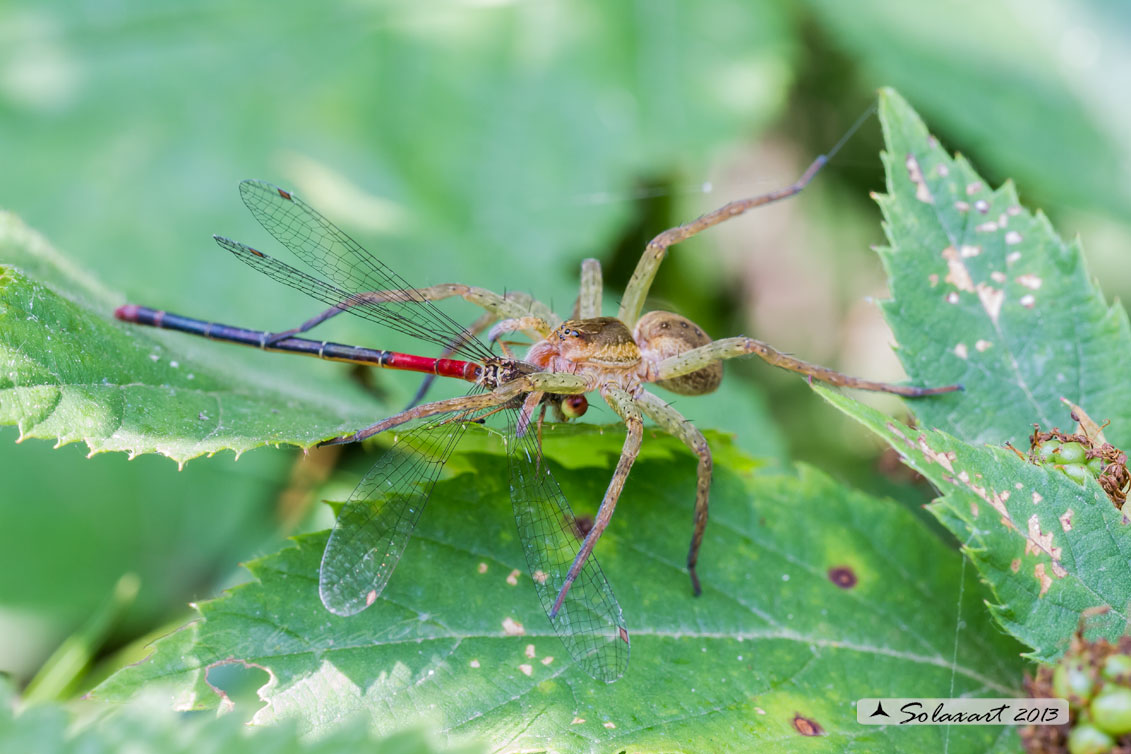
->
634, 310, 722, 396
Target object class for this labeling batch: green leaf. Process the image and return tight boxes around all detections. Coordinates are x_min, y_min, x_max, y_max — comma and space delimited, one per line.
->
0, 677, 480, 754
96, 426, 1025, 751
831, 90, 1131, 663
873, 88, 1131, 449
0, 256, 382, 464
819, 386, 1131, 663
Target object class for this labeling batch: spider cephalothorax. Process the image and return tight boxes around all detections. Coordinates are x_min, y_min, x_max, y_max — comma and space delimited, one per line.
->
525, 316, 648, 396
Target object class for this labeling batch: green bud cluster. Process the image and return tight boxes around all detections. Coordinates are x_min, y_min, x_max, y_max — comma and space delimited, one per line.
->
1034, 440, 1106, 485
1053, 651, 1131, 753
1026, 424, 1130, 508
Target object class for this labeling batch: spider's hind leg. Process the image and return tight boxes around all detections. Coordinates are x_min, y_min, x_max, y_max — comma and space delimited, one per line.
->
654, 336, 963, 397
635, 390, 711, 596
573, 258, 603, 319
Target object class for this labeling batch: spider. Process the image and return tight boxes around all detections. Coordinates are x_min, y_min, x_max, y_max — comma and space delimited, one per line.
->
262, 151, 962, 618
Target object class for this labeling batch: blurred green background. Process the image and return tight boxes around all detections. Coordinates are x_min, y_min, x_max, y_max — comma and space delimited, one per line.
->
1, 0, 1129, 694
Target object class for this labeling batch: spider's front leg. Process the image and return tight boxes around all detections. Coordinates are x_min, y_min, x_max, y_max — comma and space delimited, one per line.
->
262, 284, 552, 345
653, 336, 962, 397
550, 383, 643, 617
487, 316, 555, 348
634, 390, 711, 597
320, 377, 532, 447
515, 372, 592, 436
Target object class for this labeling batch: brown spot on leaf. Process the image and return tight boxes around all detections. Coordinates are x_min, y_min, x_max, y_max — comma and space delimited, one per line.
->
1011, 558, 1021, 573
942, 246, 975, 292
793, 714, 824, 736
976, 284, 1004, 322
905, 154, 933, 203
1035, 563, 1052, 597
828, 566, 858, 589
917, 436, 956, 472
885, 422, 915, 450
1026, 515, 1067, 580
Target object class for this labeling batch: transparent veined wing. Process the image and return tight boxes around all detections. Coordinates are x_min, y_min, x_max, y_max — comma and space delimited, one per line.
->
234, 179, 492, 361
507, 415, 630, 683
319, 404, 483, 615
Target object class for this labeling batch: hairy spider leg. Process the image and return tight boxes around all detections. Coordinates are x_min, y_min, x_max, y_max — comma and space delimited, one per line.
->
257, 284, 552, 346
655, 337, 963, 397
327, 370, 591, 447
634, 390, 711, 596
321, 383, 528, 447
573, 258, 603, 320
551, 383, 643, 617
488, 316, 554, 343
615, 106, 877, 329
